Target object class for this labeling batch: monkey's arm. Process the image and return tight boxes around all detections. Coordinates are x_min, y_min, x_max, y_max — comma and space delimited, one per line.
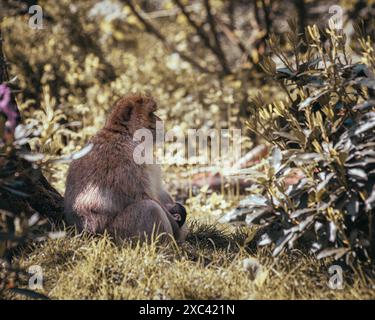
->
148, 165, 187, 237
157, 189, 174, 207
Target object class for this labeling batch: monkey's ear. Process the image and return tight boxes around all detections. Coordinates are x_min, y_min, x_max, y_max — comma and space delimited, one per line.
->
134, 96, 144, 104
121, 107, 133, 122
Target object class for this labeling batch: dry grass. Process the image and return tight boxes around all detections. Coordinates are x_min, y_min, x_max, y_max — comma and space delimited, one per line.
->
9, 219, 374, 300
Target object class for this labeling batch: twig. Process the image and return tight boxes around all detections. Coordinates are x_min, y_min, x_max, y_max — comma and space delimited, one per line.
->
122, 0, 211, 74
261, 0, 273, 37
0, 28, 10, 84
294, 0, 307, 36
174, 0, 229, 74
174, 2, 214, 57
142, 4, 199, 19
214, 15, 256, 67
203, 0, 231, 75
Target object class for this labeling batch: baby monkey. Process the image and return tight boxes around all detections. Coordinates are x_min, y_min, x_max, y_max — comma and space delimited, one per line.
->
64, 94, 188, 243
167, 202, 187, 228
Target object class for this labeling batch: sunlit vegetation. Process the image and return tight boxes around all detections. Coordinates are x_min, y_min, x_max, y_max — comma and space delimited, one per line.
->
1, 0, 374, 299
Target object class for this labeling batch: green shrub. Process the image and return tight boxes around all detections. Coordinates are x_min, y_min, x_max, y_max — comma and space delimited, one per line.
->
224, 21, 375, 265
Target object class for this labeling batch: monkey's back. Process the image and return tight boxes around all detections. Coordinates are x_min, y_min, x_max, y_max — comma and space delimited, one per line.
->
64, 129, 151, 232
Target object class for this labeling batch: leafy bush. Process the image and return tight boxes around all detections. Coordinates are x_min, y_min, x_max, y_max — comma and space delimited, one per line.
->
0, 83, 44, 296
223, 21, 375, 264
0, 84, 71, 298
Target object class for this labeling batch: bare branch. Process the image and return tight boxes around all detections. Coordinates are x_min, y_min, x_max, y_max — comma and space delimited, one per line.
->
203, 0, 231, 75
122, 0, 211, 74
173, 1, 218, 63
214, 15, 257, 67
261, 0, 272, 37
0, 28, 10, 84
294, 0, 307, 36
141, 4, 198, 19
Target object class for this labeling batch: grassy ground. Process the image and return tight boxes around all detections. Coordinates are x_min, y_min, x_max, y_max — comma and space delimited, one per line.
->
12, 217, 374, 300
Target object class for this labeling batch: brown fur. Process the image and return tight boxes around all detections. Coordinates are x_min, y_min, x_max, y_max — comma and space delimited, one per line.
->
64, 94, 187, 243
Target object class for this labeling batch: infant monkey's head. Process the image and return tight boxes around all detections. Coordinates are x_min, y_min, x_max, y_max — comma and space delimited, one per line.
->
105, 94, 161, 136
168, 202, 187, 228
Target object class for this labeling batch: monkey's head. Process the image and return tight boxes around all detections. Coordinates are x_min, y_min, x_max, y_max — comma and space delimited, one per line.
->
105, 94, 161, 136
168, 202, 187, 228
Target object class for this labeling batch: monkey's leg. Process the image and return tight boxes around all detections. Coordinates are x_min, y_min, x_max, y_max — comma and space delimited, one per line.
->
108, 200, 175, 243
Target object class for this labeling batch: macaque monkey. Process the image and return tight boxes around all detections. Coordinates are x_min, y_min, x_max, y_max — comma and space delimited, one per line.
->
64, 94, 188, 243
167, 202, 187, 227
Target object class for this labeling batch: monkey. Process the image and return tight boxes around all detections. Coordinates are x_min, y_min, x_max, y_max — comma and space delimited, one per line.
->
64, 94, 188, 243
167, 202, 187, 227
